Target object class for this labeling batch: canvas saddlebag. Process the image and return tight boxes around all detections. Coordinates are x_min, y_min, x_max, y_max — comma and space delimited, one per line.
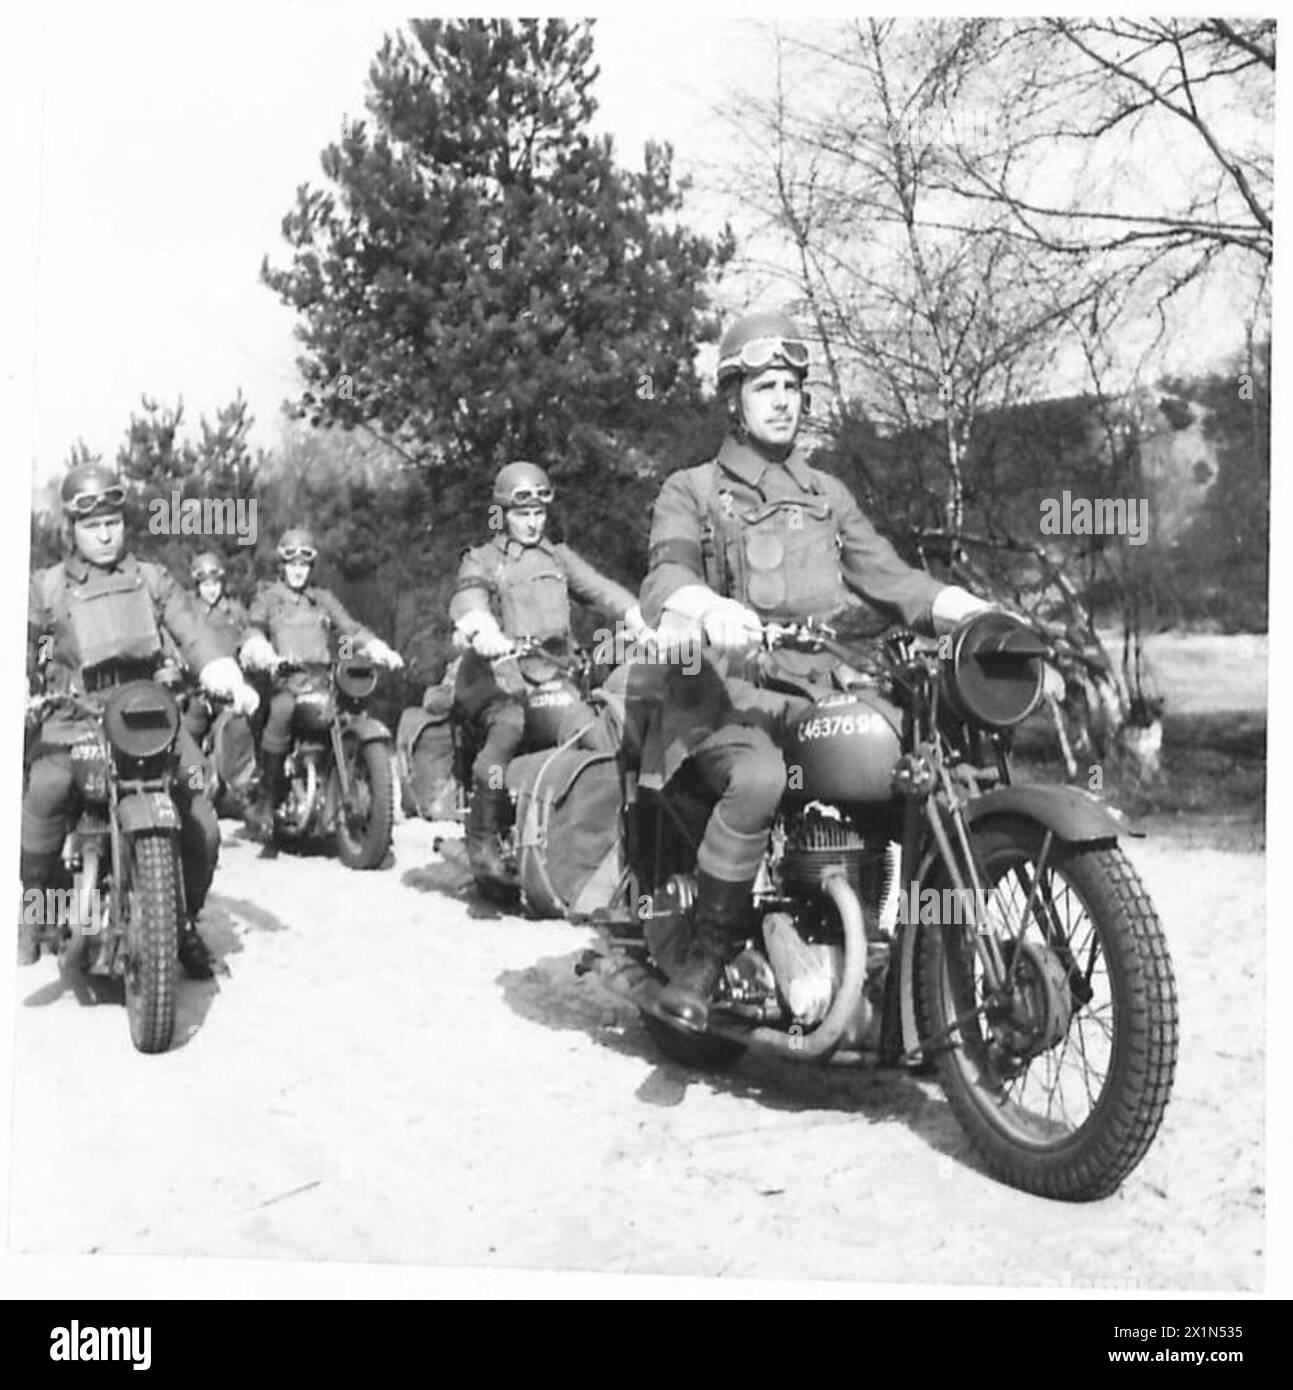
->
396, 701, 459, 820
505, 742, 625, 920
210, 707, 258, 806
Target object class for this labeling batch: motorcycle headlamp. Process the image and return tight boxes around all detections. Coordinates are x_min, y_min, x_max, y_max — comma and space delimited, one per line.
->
335, 658, 378, 701
942, 612, 1046, 730
102, 680, 181, 763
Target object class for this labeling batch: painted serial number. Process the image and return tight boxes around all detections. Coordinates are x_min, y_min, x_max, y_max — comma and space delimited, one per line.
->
529, 691, 575, 708
797, 714, 877, 740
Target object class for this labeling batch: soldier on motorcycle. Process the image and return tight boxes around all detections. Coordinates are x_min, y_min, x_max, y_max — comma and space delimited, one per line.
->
182, 550, 250, 746
638, 309, 995, 1031
450, 461, 646, 882
240, 527, 403, 839
22, 461, 261, 973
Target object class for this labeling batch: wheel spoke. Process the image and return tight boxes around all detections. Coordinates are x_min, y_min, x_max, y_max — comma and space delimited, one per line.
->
955, 844, 1123, 1140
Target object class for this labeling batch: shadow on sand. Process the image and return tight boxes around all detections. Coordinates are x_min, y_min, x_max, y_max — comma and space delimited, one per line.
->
497, 944, 981, 1175
20, 891, 290, 1054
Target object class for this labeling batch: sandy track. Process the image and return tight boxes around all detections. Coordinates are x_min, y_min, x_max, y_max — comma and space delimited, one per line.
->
7, 815, 1264, 1290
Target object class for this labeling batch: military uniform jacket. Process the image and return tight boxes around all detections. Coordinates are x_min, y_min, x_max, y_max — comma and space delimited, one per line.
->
196, 593, 250, 661
641, 435, 945, 629
451, 533, 636, 701
29, 551, 226, 741
636, 435, 947, 783
450, 534, 636, 644
247, 581, 374, 667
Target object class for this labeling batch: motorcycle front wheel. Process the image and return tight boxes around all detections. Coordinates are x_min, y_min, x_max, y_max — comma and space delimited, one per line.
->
919, 815, 1178, 1201
332, 739, 394, 870
123, 833, 182, 1055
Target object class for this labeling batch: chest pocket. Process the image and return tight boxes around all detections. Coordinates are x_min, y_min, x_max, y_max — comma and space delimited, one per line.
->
66, 572, 162, 674
205, 603, 243, 659
718, 496, 847, 621
273, 599, 332, 663
498, 557, 571, 642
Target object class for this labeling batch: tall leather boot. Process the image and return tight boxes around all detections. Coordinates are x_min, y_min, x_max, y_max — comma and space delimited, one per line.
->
18, 848, 59, 966
656, 871, 754, 1033
248, 750, 286, 842
464, 779, 513, 883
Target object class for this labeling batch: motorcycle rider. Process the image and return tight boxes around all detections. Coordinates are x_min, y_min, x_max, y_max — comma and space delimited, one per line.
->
182, 550, 250, 746
22, 461, 261, 973
638, 309, 995, 1031
240, 526, 403, 838
450, 461, 646, 883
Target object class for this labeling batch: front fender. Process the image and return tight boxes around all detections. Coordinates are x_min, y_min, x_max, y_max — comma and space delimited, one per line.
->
896, 782, 1139, 1061
116, 790, 183, 836
965, 783, 1141, 843
341, 713, 392, 746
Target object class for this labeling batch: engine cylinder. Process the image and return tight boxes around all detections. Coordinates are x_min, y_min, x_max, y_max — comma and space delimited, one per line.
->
780, 813, 887, 903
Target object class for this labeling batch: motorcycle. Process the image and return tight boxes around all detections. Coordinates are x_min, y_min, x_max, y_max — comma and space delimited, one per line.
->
164, 665, 257, 820
449, 637, 597, 885
262, 656, 395, 869
25, 682, 192, 1054
580, 612, 1179, 1201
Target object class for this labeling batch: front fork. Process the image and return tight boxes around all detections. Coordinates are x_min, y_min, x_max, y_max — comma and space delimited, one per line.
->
329, 719, 353, 803
895, 755, 1063, 1060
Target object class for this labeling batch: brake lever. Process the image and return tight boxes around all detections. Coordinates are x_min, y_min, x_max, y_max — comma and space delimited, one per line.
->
762, 620, 838, 652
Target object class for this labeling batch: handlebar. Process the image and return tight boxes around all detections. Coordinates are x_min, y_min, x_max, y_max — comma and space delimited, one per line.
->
488, 637, 582, 675
259, 653, 395, 679
26, 690, 103, 722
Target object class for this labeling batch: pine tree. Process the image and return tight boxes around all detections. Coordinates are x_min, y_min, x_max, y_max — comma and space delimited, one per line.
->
262, 19, 731, 500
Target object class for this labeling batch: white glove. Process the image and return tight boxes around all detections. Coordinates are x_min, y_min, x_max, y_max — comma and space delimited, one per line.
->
231, 682, 260, 719
1042, 663, 1066, 700
456, 609, 514, 660
364, 638, 404, 670
931, 586, 995, 635
201, 656, 250, 703
474, 628, 515, 660
701, 597, 764, 654
239, 631, 279, 672
623, 604, 650, 638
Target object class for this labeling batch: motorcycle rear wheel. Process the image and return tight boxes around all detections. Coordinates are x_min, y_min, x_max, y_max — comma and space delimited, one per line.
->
123, 833, 181, 1055
919, 815, 1177, 1201
333, 739, 394, 870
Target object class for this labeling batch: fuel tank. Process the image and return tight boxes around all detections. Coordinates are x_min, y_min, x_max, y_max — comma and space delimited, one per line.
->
784, 690, 904, 804
523, 676, 583, 747
292, 680, 335, 736
69, 733, 111, 803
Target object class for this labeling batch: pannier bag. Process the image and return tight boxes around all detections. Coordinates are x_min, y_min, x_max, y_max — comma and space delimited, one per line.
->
211, 708, 258, 806
505, 743, 625, 919
396, 703, 458, 820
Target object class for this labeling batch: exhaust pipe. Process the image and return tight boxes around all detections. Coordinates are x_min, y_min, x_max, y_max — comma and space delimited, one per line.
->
61, 849, 101, 969
709, 872, 868, 1060
583, 871, 869, 1063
